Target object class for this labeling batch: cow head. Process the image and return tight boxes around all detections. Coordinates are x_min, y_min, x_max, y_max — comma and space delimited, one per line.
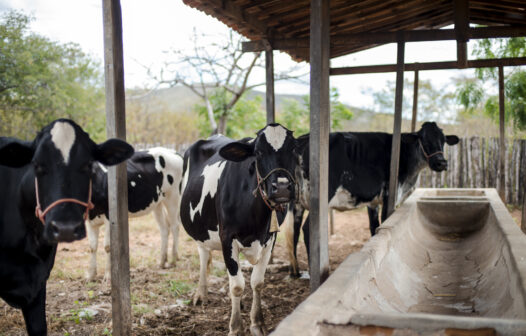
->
404, 122, 459, 172
0, 119, 134, 243
219, 123, 298, 205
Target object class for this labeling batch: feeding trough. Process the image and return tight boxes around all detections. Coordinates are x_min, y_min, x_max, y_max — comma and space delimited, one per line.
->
273, 188, 526, 335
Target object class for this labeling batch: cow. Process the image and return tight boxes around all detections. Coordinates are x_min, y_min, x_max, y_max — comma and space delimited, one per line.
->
286, 122, 459, 277
85, 147, 184, 281
0, 119, 133, 336
180, 124, 297, 336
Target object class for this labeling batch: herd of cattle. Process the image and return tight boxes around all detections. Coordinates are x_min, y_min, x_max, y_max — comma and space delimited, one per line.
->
0, 118, 458, 335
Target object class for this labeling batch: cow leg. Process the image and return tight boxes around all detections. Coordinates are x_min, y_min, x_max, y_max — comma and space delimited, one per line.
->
154, 206, 169, 269
285, 204, 304, 277
381, 194, 389, 222
22, 285, 47, 336
86, 220, 100, 281
302, 215, 311, 262
223, 240, 244, 336
164, 202, 181, 266
249, 235, 274, 336
367, 206, 380, 236
103, 216, 111, 283
193, 245, 210, 305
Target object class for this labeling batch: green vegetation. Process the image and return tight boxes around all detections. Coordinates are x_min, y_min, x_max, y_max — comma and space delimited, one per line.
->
0, 11, 105, 140
168, 280, 195, 297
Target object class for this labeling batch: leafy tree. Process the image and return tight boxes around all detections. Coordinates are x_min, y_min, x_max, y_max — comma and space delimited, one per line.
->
456, 37, 526, 131
0, 11, 105, 140
279, 88, 353, 136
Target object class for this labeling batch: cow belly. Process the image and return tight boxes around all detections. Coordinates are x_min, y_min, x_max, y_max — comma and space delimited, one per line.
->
234, 237, 273, 265
328, 186, 382, 211
197, 230, 222, 251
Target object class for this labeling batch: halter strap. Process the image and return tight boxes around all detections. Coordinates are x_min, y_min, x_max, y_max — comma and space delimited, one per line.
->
35, 177, 94, 225
418, 139, 443, 163
252, 161, 295, 212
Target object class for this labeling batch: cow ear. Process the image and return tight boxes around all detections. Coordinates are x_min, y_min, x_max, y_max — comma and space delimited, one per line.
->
401, 133, 419, 144
446, 135, 459, 145
219, 142, 254, 162
94, 138, 134, 166
0, 138, 34, 167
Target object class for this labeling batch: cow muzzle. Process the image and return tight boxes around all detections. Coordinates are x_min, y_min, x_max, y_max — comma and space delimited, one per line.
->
47, 220, 86, 242
269, 178, 292, 203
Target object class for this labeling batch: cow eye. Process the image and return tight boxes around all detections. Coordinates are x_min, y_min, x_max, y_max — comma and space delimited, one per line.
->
33, 163, 46, 176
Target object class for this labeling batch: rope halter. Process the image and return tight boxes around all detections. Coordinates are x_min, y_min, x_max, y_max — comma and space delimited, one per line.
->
252, 161, 295, 212
34, 177, 95, 225
418, 138, 443, 163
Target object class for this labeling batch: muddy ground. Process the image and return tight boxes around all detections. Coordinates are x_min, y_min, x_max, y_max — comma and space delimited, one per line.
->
0, 208, 522, 335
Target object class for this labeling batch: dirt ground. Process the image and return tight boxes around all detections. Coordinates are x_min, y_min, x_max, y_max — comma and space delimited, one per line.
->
0, 207, 522, 336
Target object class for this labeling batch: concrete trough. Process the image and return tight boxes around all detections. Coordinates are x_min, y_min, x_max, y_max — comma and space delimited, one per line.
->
273, 189, 526, 335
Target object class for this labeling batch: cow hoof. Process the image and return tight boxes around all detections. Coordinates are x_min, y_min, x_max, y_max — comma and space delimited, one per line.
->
193, 292, 208, 306
288, 268, 300, 279
250, 325, 266, 336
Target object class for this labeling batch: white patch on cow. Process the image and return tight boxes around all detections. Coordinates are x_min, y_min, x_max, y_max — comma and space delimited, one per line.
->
181, 160, 190, 193
50, 121, 76, 164
328, 186, 356, 210
250, 235, 274, 288
190, 160, 226, 222
130, 181, 136, 187
247, 138, 255, 144
98, 162, 108, 173
197, 230, 222, 251
233, 236, 273, 266
277, 177, 289, 184
263, 125, 287, 151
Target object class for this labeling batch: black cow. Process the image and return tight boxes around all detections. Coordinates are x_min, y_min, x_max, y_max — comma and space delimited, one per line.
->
180, 124, 297, 336
0, 119, 133, 335
286, 122, 459, 276
86, 147, 184, 281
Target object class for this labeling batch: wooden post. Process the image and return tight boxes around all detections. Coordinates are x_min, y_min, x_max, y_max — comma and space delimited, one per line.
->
102, 0, 131, 334
309, 0, 330, 292
329, 209, 334, 236
498, 65, 506, 201
454, 0, 469, 68
387, 40, 405, 217
411, 70, 419, 132
265, 43, 275, 124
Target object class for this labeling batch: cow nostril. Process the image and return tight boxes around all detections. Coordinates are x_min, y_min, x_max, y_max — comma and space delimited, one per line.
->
74, 223, 85, 238
271, 183, 278, 193
50, 221, 60, 237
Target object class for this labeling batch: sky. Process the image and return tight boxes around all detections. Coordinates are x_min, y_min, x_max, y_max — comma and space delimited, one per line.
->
0, 0, 480, 110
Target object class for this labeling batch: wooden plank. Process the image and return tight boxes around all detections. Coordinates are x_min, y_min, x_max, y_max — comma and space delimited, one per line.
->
522, 141, 526, 232
330, 57, 526, 75
241, 26, 526, 52
454, 0, 469, 68
387, 40, 405, 217
265, 46, 275, 124
411, 70, 419, 132
498, 66, 506, 201
102, 1, 131, 335
309, 0, 330, 292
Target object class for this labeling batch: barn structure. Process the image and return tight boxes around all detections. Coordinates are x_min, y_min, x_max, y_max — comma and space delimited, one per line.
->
101, 0, 526, 334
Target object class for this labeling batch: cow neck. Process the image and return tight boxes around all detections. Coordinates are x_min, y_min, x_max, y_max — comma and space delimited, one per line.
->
34, 177, 95, 225
252, 160, 294, 212
398, 139, 427, 184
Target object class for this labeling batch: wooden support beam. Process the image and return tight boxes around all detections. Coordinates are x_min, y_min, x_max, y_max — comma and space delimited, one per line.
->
498, 65, 506, 202
387, 40, 405, 217
522, 179, 526, 233
309, 0, 330, 292
102, 1, 131, 335
242, 26, 526, 52
265, 45, 275, 124
411, 70, 419, 132
330, 57, 526, 75
454, 0, 469, 68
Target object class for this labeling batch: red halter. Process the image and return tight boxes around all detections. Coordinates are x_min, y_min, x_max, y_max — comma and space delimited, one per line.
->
34, 177, 94, 225
418, 139, 443, 163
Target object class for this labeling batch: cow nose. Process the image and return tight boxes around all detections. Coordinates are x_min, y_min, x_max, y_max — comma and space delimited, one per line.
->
49, 220, 86, 242
270, 178, 292, 203
435, 159, 447, 171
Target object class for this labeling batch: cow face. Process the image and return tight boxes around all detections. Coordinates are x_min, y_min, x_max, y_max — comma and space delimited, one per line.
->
0, 119, 134, 243
405, 122, 459, 172
219, 123, 298, 204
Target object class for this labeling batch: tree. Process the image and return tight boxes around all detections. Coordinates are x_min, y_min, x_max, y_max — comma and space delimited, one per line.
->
150, 28, 305, 135
365, 78, 456, 124
0, 11, 105, 141
456, 37, 526, 131
279, 88, 353, 136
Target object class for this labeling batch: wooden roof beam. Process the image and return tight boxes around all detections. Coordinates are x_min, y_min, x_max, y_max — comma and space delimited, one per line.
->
242, 26, 526, 52
330, 57, 526, 75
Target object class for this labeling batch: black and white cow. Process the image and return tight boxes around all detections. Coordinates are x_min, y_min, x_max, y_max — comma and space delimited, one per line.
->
86, 147, 184, 281
180, 124, 297, 336
286, 122, 459, 276
0, 119, 133, 335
